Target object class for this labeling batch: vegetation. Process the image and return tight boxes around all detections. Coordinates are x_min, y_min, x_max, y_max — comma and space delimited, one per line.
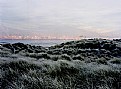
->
0, 39, 121, 89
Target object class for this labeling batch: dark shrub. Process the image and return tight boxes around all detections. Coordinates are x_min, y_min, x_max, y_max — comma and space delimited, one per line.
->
96, 58, 107, 64
73, 55, 84, 61
61, 54, 72, 61
110, 58, 121, 64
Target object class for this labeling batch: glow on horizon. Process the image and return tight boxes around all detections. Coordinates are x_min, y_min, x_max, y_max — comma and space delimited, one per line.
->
0, 35, 81, 40
0, 0, 121, 38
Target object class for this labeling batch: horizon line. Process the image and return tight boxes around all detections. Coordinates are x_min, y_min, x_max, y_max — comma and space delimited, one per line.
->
0, 38, 121, 40
0, 38, 79, 40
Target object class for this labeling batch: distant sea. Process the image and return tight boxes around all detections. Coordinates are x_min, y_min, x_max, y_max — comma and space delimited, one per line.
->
0, 39, 73, 47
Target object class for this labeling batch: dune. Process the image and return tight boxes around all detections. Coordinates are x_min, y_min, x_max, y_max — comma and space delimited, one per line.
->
0, 39, 121, 89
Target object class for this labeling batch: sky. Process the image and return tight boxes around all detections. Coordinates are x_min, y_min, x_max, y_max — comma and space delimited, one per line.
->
0, 0, 121, 39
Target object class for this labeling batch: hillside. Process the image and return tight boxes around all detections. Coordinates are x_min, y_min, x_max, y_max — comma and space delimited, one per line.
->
0, 39, 121, 89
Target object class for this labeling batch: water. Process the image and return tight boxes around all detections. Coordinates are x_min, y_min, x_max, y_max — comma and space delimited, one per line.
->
0, 39, 73, 47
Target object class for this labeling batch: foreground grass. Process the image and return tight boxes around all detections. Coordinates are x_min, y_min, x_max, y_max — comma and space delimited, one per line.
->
0, 58, 121, 89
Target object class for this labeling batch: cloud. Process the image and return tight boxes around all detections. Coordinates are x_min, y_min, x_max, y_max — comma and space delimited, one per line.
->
0, 0, 121, 38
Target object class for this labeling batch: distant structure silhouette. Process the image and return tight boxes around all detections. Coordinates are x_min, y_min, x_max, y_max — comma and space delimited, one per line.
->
79, 36, 86, 39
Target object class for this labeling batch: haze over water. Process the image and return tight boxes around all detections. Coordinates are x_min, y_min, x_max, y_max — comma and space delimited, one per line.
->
0, 0, 121, 39
0, 39, 73, 47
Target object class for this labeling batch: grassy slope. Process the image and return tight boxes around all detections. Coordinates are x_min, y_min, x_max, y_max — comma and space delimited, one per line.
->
0, 39, 121, 89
